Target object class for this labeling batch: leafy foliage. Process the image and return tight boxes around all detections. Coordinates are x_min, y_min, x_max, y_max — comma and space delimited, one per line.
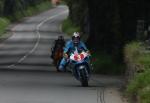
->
0, 0, 51, 38
125, 42, 150, 103
0, 0, 49, 20
62, 18, 80, 36
92, 51, 125, 75
0, 17, 9, 35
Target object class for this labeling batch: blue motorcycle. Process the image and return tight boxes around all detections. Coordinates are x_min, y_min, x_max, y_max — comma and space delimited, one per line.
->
68, 49, 92, 87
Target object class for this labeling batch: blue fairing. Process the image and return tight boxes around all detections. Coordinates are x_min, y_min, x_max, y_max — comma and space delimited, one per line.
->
70, 57, 91, 80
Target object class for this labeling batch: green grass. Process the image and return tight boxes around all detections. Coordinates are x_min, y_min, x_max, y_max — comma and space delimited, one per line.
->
36, 1, 52, 12
8, 1, 52, 21
140, 85, 150, 103
0, 1, 51, 38
126, 70, 150, 103
60, 1, 67, 5
125, 42, 150, 71
124, 42, 141, 63
137, 54, 150, 70
91, 51, 125, 75
125, 42, 150, 103
62, 18, 80, 36
0, 18, 10, 37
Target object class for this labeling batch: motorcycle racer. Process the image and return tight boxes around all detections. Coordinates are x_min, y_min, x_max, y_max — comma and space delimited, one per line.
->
59, 32, 90, 71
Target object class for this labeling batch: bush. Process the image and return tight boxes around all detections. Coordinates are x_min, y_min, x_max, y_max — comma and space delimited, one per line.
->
126, 70, 150, 103
140, 85, 150, 103
0, 1, 51, 39
0, 18, 10, 36
92, 51, 125, 75
8, 1, 52, 21
124, 42, 141, 63
62, 18, 80, 36
125, 41, 150, 103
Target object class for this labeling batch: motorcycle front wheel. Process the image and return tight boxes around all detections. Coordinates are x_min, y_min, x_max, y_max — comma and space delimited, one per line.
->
80, 69, 88, 87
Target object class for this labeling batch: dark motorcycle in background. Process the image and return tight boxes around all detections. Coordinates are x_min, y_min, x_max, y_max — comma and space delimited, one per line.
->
51, 44, 64, 72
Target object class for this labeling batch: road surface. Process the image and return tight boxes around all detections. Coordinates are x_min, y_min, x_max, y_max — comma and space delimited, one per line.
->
0, 5, 128, 103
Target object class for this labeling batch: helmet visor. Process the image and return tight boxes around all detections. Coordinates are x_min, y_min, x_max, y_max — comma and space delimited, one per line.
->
73, 37, 80, 44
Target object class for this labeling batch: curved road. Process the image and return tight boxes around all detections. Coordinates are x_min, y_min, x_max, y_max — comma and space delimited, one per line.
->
0, 5, 128, 103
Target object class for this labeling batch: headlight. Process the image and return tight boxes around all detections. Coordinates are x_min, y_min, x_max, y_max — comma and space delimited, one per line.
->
79, 65, 86, 70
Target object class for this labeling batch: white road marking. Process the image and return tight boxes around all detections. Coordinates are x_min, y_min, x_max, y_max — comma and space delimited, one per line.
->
7, 10, 68, 68
7, 64, 15, 68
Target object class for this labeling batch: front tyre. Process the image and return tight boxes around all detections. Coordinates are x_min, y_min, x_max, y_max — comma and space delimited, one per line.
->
80, 69, 88, 87
82, 79, 88, 87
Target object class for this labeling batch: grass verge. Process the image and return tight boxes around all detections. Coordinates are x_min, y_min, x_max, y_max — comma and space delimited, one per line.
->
62, 18, 80, 36
0, 18, 10, 38
8, 1, 52, 21
0, 1, 51, 39
125, 42, 150, 103
92, 51, 125, 75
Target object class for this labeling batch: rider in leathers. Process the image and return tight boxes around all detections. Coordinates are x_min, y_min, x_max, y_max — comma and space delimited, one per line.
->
59, 32, 90, 71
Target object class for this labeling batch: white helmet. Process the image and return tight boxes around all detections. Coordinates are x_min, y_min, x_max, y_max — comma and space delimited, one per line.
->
73, 32, 80, 38
72, 32, 80, 45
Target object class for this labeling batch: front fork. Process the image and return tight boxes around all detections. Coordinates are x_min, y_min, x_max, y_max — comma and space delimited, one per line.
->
77, 65, 90, 80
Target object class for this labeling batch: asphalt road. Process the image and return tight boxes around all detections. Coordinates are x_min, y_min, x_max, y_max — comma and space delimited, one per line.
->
0, 5, 128, 103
